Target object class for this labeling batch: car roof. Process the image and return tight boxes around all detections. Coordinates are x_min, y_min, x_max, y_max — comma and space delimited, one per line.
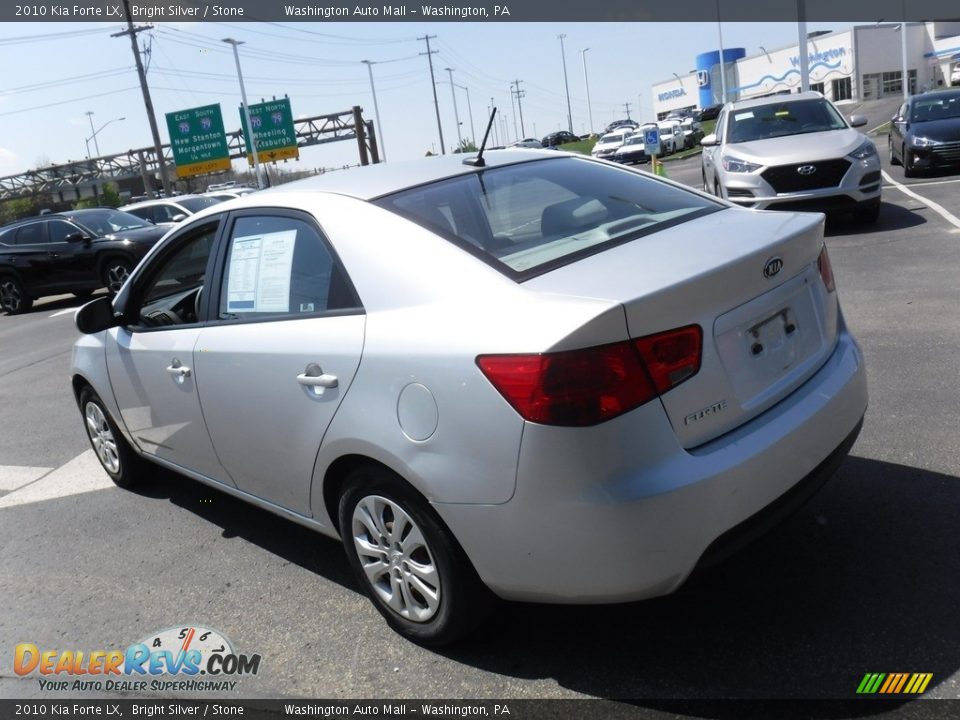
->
245, 149, 563, 202
910, 88, 960, 102
121, 194, 207, 210
727, 91, 826, 112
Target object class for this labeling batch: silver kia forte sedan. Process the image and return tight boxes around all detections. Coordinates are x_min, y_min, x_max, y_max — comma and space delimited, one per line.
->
72, 150, 867, 645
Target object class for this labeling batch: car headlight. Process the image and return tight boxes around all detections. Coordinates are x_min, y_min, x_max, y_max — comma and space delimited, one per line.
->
721, 156, 762, 173
848, 140, 878, 160
911, 135, 936, 148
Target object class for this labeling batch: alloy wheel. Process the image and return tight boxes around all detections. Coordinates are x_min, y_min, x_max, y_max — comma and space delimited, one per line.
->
85, 401, 121, 475
351, 494, 442, 623
0, 278, 22, 313
105, 263, 131, 294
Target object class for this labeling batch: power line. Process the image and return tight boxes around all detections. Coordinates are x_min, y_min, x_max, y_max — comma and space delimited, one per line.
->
0, 86, 140, 118
0, 27, 110, 45
0, 67, 132, 95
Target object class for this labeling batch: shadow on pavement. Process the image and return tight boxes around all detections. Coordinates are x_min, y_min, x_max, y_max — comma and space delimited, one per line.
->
825, 202, 926, 237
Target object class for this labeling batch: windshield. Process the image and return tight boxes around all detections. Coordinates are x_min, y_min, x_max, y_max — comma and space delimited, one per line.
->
599, 133, 627, 144
66, 209, 153, 235
377, 157, 720, 279
178, 196, 224, 213
726, 98, 847, 143
624, 136, 646, 146
910, 92, 960, 122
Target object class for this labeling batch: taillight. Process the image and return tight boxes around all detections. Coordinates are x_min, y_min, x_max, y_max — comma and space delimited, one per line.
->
476, 325, 702, 427
818, 244, 836, 293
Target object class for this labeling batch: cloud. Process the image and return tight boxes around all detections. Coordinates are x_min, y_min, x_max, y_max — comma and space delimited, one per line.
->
0, 148, 18, 173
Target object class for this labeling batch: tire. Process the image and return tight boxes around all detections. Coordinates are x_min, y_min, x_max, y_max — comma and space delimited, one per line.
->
903, 146, 917, 178
0, 275, 32, 315
853, 202, 881, 224
888, 138, 900, 166
714, 180, 724, 199
702, 169, 710, 193
101, 257, 133, 295
79, 386, 150, 488
338, 465, 495, 646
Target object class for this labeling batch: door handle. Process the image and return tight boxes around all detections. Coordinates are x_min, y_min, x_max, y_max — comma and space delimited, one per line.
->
165, 359, 191, 383
297, 362, 338, 391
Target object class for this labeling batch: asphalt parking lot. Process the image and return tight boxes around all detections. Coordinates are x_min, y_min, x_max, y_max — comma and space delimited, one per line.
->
1, 126, 959, 707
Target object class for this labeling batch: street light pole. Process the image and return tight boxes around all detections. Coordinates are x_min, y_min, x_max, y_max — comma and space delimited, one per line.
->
580, 48, 594, 135
223, 38, 265, 190
361, 60, 386, 161
445, 67, 463, 150
558, 34, 573, 133
85, 116, 126, 159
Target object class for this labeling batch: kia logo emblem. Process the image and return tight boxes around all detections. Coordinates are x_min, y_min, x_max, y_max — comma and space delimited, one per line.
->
797, 165, 817, 175
763, 257, 783, 279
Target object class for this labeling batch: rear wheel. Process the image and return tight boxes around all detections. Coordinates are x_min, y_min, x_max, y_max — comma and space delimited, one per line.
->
338, 465, 495, 646
0, 275, 32, 315
853, 202, 880, 224
79, 386, 150, 488
101, 258, 132, 295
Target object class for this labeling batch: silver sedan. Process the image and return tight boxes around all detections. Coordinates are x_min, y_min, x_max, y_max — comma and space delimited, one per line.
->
72, 150, 867, 645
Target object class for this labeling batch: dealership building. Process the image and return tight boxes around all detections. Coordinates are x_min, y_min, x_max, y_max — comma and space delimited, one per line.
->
652, 22, 960, 118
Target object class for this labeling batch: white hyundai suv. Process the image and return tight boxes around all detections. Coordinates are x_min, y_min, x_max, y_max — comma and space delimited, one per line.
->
700, 92, 881, 223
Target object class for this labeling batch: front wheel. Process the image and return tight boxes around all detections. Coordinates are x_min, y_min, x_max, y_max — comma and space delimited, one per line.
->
338, 465, 495, 646
79, 386, 150, 488
903, 146, 918, 178
0, 275, 32, 315
888, 138, 900, 166
101, 258, 132, 295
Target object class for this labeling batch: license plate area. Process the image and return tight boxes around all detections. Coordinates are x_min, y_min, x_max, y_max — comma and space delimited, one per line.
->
714, 268, 826, 411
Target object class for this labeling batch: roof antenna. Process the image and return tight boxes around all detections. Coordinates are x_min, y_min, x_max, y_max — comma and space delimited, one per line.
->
463, 107, 497, 167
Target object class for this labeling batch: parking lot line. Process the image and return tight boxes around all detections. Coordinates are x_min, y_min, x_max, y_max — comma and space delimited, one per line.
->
881, 169, 960, 231
0, 464, 52, 494
881, 177, 960, 190
0, 450, 113, 509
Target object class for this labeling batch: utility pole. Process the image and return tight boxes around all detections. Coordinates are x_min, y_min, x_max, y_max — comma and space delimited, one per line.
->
580, 48, 594, 135
223, 38, 265, 190
623, 102, 632, 120
558, 34, 573, 133
461, 85, 476, 146
445, 68, 463, 150
113, 0, 170, 195
509, 86, 518, 142
489, 97, 499, 146
418, 34, 445, 155
511, 80, 526, 138
361, 60, 386, 161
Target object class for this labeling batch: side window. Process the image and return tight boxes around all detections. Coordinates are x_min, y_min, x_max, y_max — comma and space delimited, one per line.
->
15, 223, 46, 245
127, 207, 153, 224
155, 205, 182, 223
135, 224, 217, 328
47, 220, 80, 244
218, 215, 357, 321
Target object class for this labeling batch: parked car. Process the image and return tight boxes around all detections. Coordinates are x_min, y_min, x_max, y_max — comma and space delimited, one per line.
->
204, 187, 258, 202
656, 120, 684, 155
541, 130, 579, 147
509, 137, 543, 149
888, 88, 960, 177
613, 135, 649, 164
605, 119, 639, 133
72, 150, 866, 645
698, 104, 723, 121
951, 65, 960, 86
121, 194, 225, 227
590, 129, 634, 160
0, 208, 167, 314
700, 91, 881, 222
679, 117, 704, 148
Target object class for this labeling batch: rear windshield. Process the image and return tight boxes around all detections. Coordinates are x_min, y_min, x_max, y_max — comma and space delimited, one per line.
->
178, 196, 224, 213
376, 157, 720, 279
726, 98, 847, 143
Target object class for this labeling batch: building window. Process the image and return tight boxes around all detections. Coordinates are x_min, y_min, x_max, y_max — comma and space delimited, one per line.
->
833, 77, 852, 101
880, 70, 917, 96
810, 82, 825, 95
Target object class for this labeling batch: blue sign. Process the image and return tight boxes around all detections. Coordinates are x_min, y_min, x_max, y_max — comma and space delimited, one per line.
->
644, 127, 661, 156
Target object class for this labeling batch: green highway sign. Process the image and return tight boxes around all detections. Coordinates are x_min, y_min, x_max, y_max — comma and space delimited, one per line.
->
240, 98, 300, 164
165, 104, 231, 178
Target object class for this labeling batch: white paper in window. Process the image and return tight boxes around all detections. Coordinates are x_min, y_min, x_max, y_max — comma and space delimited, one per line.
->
226, 229, 297, 313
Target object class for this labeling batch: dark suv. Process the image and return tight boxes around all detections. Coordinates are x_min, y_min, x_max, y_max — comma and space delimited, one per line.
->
541, 130, 580, 147
0, 208, 168, 314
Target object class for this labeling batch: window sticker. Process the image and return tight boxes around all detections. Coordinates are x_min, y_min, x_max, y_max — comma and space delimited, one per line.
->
226, 229, 297, 313
734, 111, 754, 121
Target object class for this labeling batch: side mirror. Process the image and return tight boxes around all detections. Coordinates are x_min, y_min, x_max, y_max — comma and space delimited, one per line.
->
849, 115, 868, 128
64, 232, 88, 244
76, 296, 120, 334
170, 214, 188, 223
700, 134, 719, 147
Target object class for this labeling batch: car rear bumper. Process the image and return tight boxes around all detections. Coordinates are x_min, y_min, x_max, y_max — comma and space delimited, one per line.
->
434, 322, 867, 603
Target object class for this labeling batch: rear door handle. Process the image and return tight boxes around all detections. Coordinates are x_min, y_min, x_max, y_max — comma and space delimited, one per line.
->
297, 362, 338, 391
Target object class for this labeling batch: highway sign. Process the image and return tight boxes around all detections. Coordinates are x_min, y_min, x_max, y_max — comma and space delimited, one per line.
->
165, 104, 231, 178
240, 98, 300, 164
643, 126, 661, 156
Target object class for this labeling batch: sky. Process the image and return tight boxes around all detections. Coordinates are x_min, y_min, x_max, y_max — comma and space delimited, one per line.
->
0, 20, 857, 179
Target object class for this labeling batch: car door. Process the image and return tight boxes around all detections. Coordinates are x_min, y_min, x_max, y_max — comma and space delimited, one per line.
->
105, 219, 232, 485
191, 210, 365, 516
46, 219, 99, 287
10, 221, 64, 291
891, 102, 908, 158
702, 110, 726, 191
